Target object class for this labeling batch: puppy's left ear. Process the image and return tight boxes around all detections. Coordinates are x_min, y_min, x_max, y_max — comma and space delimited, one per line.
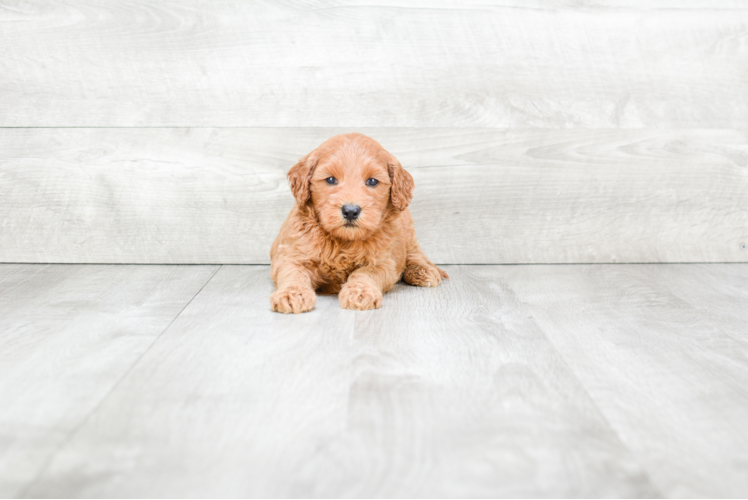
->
287, 150, 319, 207
386, 154, 414, 211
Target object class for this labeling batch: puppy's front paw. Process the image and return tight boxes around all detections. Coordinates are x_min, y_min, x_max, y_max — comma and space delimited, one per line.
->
339, 281, 383, 311
403, 264, 444, 287
271, 286, 316, 314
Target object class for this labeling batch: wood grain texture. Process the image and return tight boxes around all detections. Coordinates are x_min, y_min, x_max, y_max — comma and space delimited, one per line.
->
21, 265, 656, 498
499, 263, 748, 498
644, 264, 748, 344
0, 264, 218, 498
1, 128, 746, 264
1, 0, 747, 127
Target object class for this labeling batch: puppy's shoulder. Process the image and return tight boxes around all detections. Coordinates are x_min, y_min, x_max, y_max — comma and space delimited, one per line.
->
273, 206, 327, 254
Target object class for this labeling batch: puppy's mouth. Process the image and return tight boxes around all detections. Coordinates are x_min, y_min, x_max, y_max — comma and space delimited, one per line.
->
330, 219, 370, 241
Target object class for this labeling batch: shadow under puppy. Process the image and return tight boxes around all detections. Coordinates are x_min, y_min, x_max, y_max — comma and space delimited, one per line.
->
270, 133, 448, 313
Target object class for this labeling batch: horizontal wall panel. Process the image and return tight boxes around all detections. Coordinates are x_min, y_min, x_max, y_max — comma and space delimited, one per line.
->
1, 0, 747, 127
1, 128, 746, 264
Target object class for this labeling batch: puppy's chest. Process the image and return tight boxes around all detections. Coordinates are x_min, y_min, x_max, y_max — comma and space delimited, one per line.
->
313, 252, 368, 293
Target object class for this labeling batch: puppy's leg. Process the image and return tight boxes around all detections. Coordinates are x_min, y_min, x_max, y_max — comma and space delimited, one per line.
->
270, 263, 316, 314
339, 265, 399, 311
404, 246, 448, 288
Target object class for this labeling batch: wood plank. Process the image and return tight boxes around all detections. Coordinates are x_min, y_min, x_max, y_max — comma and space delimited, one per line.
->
499, 263, 748, 497
1, 1, 747, 127
299, 267, 655, 497
1, 128, 746, 264
23, 265, 656, 497
630, 264, 748, 345
0, 264, 218, 497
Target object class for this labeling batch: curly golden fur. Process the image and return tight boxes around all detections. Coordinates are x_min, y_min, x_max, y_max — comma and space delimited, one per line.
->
270, 133, 447, 313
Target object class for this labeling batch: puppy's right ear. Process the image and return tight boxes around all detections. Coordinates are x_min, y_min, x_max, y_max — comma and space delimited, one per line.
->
287, 151, 319, 206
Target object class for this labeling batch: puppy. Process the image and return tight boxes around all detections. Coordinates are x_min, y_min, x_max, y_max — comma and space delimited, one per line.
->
270, 133, 447, 313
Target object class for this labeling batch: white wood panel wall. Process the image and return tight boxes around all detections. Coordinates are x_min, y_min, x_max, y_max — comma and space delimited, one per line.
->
1, 1, 747, 263
2, 0, 747, 128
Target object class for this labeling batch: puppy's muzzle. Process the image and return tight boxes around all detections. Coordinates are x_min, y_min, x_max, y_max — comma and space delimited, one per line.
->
342, 204, 361, 222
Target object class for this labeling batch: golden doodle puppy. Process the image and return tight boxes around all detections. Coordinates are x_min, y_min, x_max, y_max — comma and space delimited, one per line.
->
270, 133, 447, 313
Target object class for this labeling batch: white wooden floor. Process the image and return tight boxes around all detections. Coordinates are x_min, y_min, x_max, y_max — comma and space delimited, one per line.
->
1, 264, 747, 498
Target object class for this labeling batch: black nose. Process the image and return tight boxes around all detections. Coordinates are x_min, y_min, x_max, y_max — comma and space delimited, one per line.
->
341, 204, 361, 221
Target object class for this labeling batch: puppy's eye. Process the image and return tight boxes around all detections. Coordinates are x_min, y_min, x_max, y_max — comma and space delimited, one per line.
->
366, 178, 379, 187
325, 177, 337, 185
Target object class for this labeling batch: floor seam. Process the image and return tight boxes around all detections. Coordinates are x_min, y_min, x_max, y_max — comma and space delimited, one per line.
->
506, 285, 667, 498
16, 264, 223, 498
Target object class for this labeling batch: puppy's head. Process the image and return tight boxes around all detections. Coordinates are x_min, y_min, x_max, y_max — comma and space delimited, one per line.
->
287, 133, 414, 241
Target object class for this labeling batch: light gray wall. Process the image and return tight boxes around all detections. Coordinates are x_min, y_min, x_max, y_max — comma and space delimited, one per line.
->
1, 1, 746, 263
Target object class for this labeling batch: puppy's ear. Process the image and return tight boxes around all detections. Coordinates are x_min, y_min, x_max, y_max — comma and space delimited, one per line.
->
287, 151, 319, 207
387, 155, 414, 211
